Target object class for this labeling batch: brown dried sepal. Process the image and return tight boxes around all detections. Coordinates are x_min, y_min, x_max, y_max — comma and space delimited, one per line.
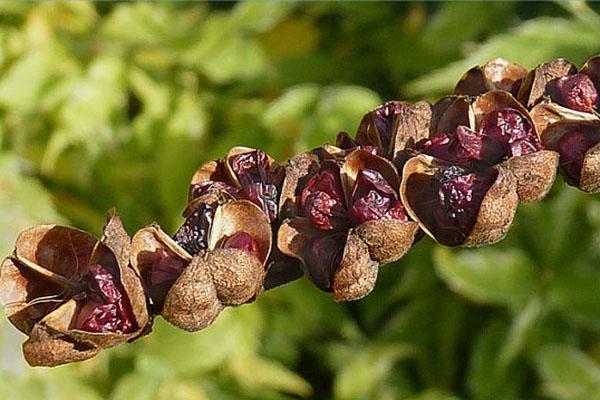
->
400, 154, 518, 247
0, 211, 150, 367
472, 91, 559, 202
454, 58, 528, 97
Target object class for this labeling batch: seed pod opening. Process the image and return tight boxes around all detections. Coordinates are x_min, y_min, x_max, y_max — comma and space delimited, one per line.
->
454, 58, 527, 97
517, 58, 577, 108
189, 147, 284, 224
131, 199, 271, 331
400, 155, 518, 247
0, 212, 150, 366
277, 148, 418, 300
534, 121, 600, 192
337, 101, 432, 163
416, 91, 557, 203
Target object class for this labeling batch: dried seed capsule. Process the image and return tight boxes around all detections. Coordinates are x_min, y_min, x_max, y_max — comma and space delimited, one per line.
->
0, 211, 150, 367
418, 91, 558, 203
131, 200, 271, 331
454, 58, 528, 97
528, 56, 600, 192
188, 147, 284, 224
401, 154, 518, 247
337, 101, 432, 162
277, 148, 418, 301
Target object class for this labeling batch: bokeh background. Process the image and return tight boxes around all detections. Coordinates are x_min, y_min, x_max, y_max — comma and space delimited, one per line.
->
2, 2, 600, 399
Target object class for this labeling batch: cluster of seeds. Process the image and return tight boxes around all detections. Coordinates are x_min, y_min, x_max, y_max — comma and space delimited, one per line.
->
2, 56, 600, 367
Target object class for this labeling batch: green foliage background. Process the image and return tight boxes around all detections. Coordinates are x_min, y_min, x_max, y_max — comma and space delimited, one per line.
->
2, 2, 600, 399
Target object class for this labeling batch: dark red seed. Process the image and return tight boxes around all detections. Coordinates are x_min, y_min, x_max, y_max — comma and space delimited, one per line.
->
303, 233, 346, 291
480, 108, 541, 157
220, 231, 261, 260
415, 126, 508, 168
230, 150, 279, 222
173, 202, 215, 256
78, 264, 136, 334
231, 150, 271, 187
548, 73, 598, 113
151, 248, 188, 286
237, 183, 278, 223
299, 170, 347, 230
350, 169, 408, 225
405, 165, 497, 246
557, 129, 600, 186
357, 102, 405, 154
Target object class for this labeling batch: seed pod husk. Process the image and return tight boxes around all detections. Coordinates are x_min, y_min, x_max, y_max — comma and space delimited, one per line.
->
277, 148, 418, 301
517, 58, 577, 108
526, 56, 600, 192
131, 200, 270, 332
472, 91, 559, 202
454, 58, 527, 97
0, 211, 150, 367
337, 101, 432, 164
418, 91, 557, 203
400, 154, 518, 247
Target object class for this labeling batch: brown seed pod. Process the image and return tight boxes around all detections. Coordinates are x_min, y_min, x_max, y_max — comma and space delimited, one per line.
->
517, 58, 577, 108
454, 58, 528, 97
277, 148, 418, 301
0, 211, 150, 367
415, 91, 558, 203
526, 56, 600, 192
472, 91, 559, 202
336, 101, 432, 164
188, 146, 284, 223
400, 154, 518, 247
131, 200, 270, 332
529, 118, 600, 193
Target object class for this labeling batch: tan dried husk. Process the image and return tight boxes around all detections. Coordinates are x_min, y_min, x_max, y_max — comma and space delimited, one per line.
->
130, 200, 269, 331
0, 212, 150, 366
400, 154, 518, 247
454, 58, 528, 97
471, 90, 559, 202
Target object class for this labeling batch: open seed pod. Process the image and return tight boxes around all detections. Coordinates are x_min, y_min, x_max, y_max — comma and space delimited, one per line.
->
521, 56, 600, 125
0, 211, 150, 367
131, 200, 270, 332
454, 58, 528, 97
529, 117, 600, 193
277, 148, 419, 301
188, 147, 284, 224
472, 91, 559, 202
517, 58, 581, 109
415, 91, 558, 202
400, 154, 518, 247
335, 101, 432, 164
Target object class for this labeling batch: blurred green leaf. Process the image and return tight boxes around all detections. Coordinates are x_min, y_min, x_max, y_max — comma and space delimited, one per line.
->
434, 247, 537, 310
548, 269, 600, 332
536, 344, 600, 400
406, 16, 600, 98
333, 343, 416, 400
